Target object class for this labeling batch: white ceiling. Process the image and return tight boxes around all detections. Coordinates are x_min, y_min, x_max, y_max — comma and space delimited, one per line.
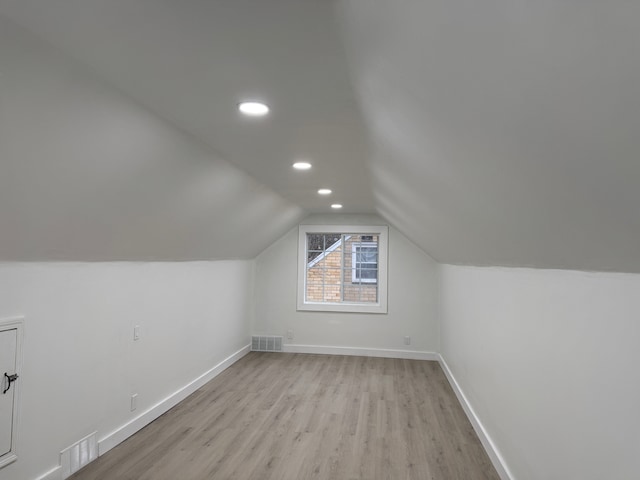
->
0, 0, 374, 213
0, 14, 303, 261
339, 0, 640, 272
2, 0, 640, 271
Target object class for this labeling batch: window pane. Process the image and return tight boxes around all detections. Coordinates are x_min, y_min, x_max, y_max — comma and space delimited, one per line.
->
303, 228, 383, 308
307, 258, 326, 269
343, 285, 358, 302
343, 284, 377, 303
323, 285, 341, 303
324, 251, 342, 268
307, 233, 325, 249
359, 268, 378, 280
306, 233, 325, 262
305, 283, 324, 302
323, 268, 342, 285
323, 234, 341, 247
357, 249, 377, 263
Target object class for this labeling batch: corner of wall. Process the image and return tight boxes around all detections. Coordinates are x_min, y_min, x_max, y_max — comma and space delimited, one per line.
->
435, 262, 444, 355
437, 354, 514, 480
248, 257, 258, 337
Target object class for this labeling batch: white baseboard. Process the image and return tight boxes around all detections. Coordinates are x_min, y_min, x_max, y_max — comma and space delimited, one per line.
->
98, 344, 250, 455
283, 344, 439, 361
437, 354, 514, 480
34, 465, 62, 480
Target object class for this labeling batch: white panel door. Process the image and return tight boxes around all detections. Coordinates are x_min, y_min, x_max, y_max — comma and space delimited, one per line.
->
0, 328, 17, 457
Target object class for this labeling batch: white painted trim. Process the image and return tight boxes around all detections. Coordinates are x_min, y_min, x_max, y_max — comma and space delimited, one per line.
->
283, 344, 439, 361
98, 344, 250, 455
0, 454, 17, 470
437, 354, 515, 480
33, 465, 62, 480
297, 225, 389, 314
0, 316, 25, 471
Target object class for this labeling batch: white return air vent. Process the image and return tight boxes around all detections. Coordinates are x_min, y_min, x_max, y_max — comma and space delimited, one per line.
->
60, 431, 97, 478
251, 335, 283, 352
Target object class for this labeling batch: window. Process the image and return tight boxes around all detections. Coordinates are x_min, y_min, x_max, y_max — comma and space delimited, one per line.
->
352, 241, 378, 284
297, 225, 388, 313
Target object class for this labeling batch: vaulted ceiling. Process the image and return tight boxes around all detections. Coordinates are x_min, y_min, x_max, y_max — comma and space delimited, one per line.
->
1, 0, 639, 271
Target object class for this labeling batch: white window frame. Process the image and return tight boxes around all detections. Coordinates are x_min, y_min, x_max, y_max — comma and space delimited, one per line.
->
351, 242, 378, 284
297, 224, 388, 314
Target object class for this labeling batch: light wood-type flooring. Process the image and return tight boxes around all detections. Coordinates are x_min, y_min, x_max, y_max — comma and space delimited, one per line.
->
70, 352, 500, 480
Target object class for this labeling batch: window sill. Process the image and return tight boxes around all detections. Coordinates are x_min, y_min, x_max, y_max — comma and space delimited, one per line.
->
297, 301, 387, 314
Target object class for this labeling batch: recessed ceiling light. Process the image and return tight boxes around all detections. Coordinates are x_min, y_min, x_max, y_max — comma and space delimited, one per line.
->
293, 162, 312, 170
331, 204, 343, 209
238, 101, 269, 116
318, 189, 332, 195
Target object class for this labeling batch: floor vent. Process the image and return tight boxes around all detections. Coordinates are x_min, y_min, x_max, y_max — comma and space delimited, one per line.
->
60, 431, 98, 478
251, 335, 283, 352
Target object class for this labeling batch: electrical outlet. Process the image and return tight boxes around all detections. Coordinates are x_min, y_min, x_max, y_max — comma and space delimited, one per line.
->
130, 394, 138, 412
404, 336, 411, 345
133, 325, 140, 341
286, 329, 294, 340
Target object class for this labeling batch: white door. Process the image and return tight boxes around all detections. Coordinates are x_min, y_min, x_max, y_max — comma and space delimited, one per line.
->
0, 328, 18, 458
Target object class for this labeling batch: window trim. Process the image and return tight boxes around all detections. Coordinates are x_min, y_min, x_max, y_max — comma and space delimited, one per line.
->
297, 224, 388, 314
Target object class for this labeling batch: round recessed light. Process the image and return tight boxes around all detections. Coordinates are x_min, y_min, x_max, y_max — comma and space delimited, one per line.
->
238, 101, 269, 116
292, 162, 312, 170
331, 204, 343, 209
318, 189, 332, 195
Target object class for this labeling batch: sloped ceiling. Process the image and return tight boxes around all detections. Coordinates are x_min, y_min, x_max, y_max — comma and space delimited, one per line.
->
0, 15, 303, 260
2, 1, 640, 271
338, 0, 640, 272
0, 0, 374, 212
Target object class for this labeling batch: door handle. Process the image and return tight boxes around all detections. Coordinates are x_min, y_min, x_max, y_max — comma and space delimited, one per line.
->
3, 372, 18, 394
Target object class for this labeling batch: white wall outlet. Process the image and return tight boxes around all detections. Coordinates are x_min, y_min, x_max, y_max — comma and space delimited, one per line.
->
133, 325, 140, 341
130, 393, 138, 412
404, 336, 411, 345
286, 329, 294, 340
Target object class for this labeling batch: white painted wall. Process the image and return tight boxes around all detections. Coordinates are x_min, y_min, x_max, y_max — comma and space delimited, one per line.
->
0, 261, 253, 480
252, 214, 439, 355
439, 265, 640, 480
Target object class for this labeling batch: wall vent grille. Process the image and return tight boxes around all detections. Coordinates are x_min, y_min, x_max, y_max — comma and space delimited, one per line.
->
251, 335, 283, 352
60, 431, 97, 478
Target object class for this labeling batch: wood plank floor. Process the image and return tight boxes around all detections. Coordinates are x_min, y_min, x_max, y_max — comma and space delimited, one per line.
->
70, 353, 500, 480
